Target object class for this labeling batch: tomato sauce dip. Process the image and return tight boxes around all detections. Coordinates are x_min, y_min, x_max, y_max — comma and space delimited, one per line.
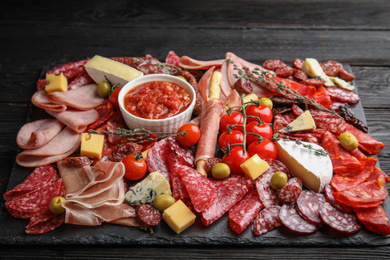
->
123, 81, 192, 119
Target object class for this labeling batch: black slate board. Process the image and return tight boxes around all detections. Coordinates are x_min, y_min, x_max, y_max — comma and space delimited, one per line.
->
1, 65, 389, 247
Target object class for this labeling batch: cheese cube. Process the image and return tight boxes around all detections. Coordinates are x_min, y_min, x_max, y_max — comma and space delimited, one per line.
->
279, 110, 316, 133
240, 154, 270, 181
163, 200, 196, 234
85, 55, 143, 87
80, 133, 104, 160
301, 58, 334, 87
45, 73, 68, 92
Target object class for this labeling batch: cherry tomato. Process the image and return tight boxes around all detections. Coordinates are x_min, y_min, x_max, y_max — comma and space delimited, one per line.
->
245, 121, 273, 145
247, 139, 277, 160
218, 130, 244, 152
219, 111, 244, 132
108, 87, 122, 110
245, 104, 273, 124
222, 146, 250, 175
177, 123, 201, 147
122, 154, 147, 181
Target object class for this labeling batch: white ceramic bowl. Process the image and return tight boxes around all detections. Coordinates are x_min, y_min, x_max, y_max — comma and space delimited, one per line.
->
118, 74, 196, 133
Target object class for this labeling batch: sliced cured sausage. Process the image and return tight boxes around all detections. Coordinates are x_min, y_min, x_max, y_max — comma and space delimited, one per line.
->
136, 204, 162, 226
277, 177, 302, 204
252, 205, 282, 236
320, 202, 361, 234
326, 86, 360, 104
279, 203, 319, 234
147, 138, 170, 183
228, 190, 263, 234
263, 60, 286, 71
296, 190, 326, 225
353, 205, 390, 236
324, 183, 351, 213
25, 210, 65, 234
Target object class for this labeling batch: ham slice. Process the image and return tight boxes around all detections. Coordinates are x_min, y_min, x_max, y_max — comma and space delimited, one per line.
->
16, 127, 81, 167
31, 90, 67, 112
46, 84, 105, 110
46, 108, 99, 133
16, 119, 64, 149
178, 56, 224, 70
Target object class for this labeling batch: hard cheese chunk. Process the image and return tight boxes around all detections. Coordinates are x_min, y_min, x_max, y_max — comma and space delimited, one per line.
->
330, 76, 355, 91
275, 139, 332, 193
280, 110, 316, 133
163, 200, 196, 234
301, 58, 334, 87
240, 154, 270, 181
85, 55, 143, 87
80, 133, 104, 160
45, 73, 68, 92
125, 172, 171, 206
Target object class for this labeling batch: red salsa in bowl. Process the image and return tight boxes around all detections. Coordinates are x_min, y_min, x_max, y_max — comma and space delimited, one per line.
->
123, 81, 192, 119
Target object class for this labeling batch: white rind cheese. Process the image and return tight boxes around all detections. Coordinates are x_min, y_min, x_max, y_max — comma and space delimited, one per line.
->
275, 139, 332, 193
85, 55, 143, 87
279, 110, 316, 133
301, 58, 335, 87
125, 172, 171, 205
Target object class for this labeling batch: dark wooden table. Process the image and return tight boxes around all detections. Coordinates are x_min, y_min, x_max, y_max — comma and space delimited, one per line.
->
1, 0, 389, 258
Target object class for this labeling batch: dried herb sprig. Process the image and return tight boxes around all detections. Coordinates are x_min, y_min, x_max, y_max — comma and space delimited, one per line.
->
132, 57, 182, 75
273, 134, 329, 157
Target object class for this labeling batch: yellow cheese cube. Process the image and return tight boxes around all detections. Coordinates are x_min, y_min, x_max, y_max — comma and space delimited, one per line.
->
240, 154, 270, 181
163, 200, 196, 234
45, 73, 68, 92
80, 133, 105, 160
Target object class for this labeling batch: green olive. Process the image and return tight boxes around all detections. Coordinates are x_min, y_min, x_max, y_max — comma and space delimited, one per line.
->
153, 194, 176, 212
270, 171, 288, 190
97, 81, 111, 98
49, 196, 66, 214
212, 163, 231, 179
260, 97, 273, 109
339, 132, 359, 151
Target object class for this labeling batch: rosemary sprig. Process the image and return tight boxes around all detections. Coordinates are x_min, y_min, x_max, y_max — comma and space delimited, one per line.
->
89, 127, 173, 143
273, 134, 329, 157
132, 57, 182, 75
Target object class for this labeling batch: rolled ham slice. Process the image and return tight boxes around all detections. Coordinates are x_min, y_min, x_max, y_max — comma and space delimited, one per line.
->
16, 119, 64, 149
46, 108, 99, 133
178, 56, 225, 70
46, 84, 105, 110
16, 127, 81, 167
31, 90, 67, 112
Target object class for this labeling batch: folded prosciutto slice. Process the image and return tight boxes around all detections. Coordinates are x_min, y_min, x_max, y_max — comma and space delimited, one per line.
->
16, 119, 64, 149
16, 127, 81, 167
46, 108, 99, 133
46, 84, 105, 110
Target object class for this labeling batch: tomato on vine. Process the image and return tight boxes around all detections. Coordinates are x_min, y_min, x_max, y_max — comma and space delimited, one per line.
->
245, 121, 273, 145
247, 139, 277, 160
219, 111, 244, 132
218, 130, 244, 152
177, 123, 201, 147
122, 153, 147, 181
245, 104, 273, 124
222, 146, 250, 175
108, 87, 122, 110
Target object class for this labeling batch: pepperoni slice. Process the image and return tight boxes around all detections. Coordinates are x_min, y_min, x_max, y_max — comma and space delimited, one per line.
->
338, 69, 355, 82
275, 66, 294, 78
325, 86, 360, 104
296, 190, 326, 224
292, 59, 304, 69
228, 190, 263, 234
293, 69, 308, 81
277, 177, 303, 204
320, 202, 361, 233
252, 205, 282, 236
279, 203, 319, 234
353, 205, 390, 236
324, 183, 351, 213
263, 60, 286, 71
301, 78, 326, 87
136, 204, 162, 226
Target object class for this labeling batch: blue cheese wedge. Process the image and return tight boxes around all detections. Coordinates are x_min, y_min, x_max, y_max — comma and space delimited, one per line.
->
125, 172, 171, 206
329, 76, 355, 91
279, 110, 316, 133
85, 55, 143, 87
275, 139, 332, 193
301, 58, 335, 87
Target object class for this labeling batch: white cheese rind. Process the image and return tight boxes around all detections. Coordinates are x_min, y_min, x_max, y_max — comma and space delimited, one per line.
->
125, 172, 171, 205
85, 55, 143, 87
279, 110, 316, 133
275, 139, 332, 193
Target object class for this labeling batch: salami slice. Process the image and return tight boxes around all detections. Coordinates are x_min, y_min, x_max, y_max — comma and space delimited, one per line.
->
353, 205, 390, 236
279, 203, 319, 234
292, 59, 304, 69
324, 183, 351, 213
228, 190, 263, 234
3, 165, 57, 202
252, 205, 282, 236
277, 177, 303, 204
302, 78, 326, 87
325, 86, 360, 104
320, 202, 361, 233
147, 138, 170, 183
338, 69, 355, 82
167, 154, 189, 201
136, 204, 162, 226
167, 136, 194, 167
200, 182, 248, 226
296, 190, 326, 225
25, 210, 65, 234
275, 66, 294, 78
263, 60, 286, 71
255, 159, 288, 208
293, 69, 308, 81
